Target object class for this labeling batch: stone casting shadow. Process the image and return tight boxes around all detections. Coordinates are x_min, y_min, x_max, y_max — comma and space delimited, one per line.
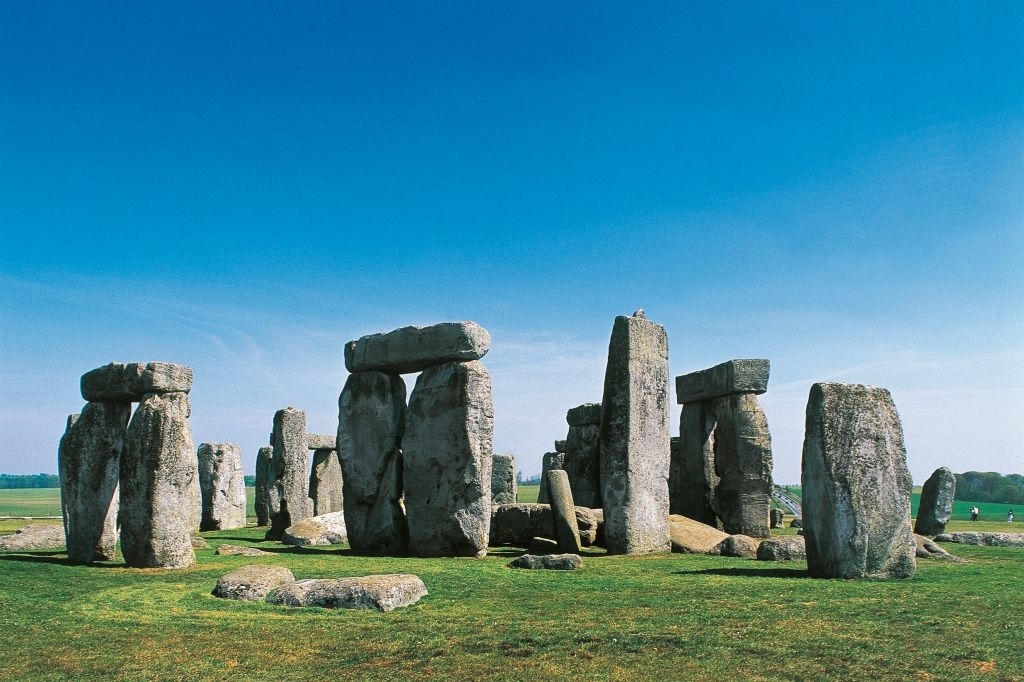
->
0, 552, 125, 569
673, 566, 811, 579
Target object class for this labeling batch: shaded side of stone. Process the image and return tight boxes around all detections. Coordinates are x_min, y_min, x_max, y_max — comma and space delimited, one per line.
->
491, 452, 517, 505
254, 446, 278, 527
344, 321, 491, 374
563, 405, 601, 508
309, 448, 344, 516
547, 469, 582, 553
914, 466, 956, 537
198, 442, 247, 531
669, 404, 716, 526
266, 407, 311, 540
675, 359, 769, 404
537, 451, 565, 505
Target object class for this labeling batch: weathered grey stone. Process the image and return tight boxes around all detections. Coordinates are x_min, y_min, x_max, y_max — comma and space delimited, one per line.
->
675, 359, 769, 404
197, 442, 247, 531
81, 362, 193, 401
0, 524, 66, 551
669, 408, 716, 526
537, 451, 565, 505
491, 452, 517, 505
309, 448, 343, 516
337, 371, 407, 554
934, 532, 1024, 547
265, 407, 311, 540
282, 511, 348, 546
913, 534, 963, 561
599, 314, 671, 555
254, 446, 278, 527
547, 469, 582, 553
770, 508, 785, 529
307, 433, 336, 450
756, 536, 806, 561
191, 536, 210, 549
120, 392, 198, 569
801, 383, 916, 579
404, 361, 493, 557
575, 506, 602, 547
563, 403, 602, 508
789, 517, 802, 528
58, 401, 129, 563
669, 514, 729, 554
915, 466, 957, 536
213, 565, 295, 601
554, 440, 567, 452
489, 503, 603, 548
508, 553, 582, 570
266, 574, 428, 611
716, 534, 761, 559
566, 403, 602, 426
216, 544, 272, 557
344, 321, 491, 374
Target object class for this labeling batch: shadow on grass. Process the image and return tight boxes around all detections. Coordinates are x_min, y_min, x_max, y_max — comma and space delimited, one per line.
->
673, 566, 811, 579
0, 552, 127, 569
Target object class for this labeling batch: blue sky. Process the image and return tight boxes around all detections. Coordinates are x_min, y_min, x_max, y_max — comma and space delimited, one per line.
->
2, 3, 1022, 484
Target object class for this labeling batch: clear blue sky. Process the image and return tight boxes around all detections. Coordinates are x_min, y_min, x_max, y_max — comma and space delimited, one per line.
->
2, 2, 1022, 484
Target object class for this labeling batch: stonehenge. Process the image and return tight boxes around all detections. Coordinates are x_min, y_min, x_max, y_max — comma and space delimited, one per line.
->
491, 452, 517, 505
915, 466, 956, 537
197, 442, 247, 531
265, 407, 312, 540
307, 434, 343, 517
254, 445, 277, 526
562, 403, 602, 509
537, 451, 565, 505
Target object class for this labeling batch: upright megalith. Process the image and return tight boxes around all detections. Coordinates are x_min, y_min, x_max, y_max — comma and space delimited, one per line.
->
537, 451, 565, 505
59, 403, 130, 563
345, 321, 491, 374
801, 382, 915, 579
254, 446, 277, 526
547, 469, 582, 554
266, 407, 312, 540
197, 442, 247, 531
562, 403, 602, 509
673, 359, 773, 538
915, 467, 957, 537
599, 312, 671, 555
491, 452, 517, 505
309, 448, 344, 517
337, 371, 408, 553
404, 360, 493, 557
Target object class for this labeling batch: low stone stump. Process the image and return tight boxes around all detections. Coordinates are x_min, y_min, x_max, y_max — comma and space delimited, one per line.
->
213, 565, 296, 601
282, 512, 348, 547
716, 534, 760, 559
191, 537, 210, 549
669, 515, 729, 554
934, 532, 1024, 548
266, 574, 427, 612
756, 536, 806, 561
215, 544, 273, 557
770, 509, 784, 529
509, 553, 583, 570
0, 525, 66, 551
913, 534, 963, 561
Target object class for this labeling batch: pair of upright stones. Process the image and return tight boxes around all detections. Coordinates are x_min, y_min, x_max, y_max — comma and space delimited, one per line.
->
541, 402, 602, 508
58, 362, 199, 568
338, 321, 493, 557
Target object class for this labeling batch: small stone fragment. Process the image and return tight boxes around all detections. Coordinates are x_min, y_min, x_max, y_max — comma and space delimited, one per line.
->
756, 536, 807, 561
266, 574, 427, 611
716, 534, 761, 559
508, 553, 583, 570
213, 565, 296, 601
282, 511, 348, 546
216, 544, 273, 557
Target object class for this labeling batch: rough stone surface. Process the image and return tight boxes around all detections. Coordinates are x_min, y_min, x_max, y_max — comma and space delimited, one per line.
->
563, 404, 602, 509
191, 536, 210, 549
282, 511, 348, 546
934, 532, 1024, 547
756, 536, 807, 561
770, 508, 785, 529
266, 407, 312, 540
404, 360, 493, 557
547, 470, 582, 553
508, 553, 582, 570
491, 452, 517, 505
58, 400, 129, 563
669, 514, 730, 554
120, 391, 198, 569
669, 408, 716, 526
537, 451, 565, 505
801, 383, 916, 579
81, 362, 193, 401
213, 565, 295, 601
554, 440, 567, 452
914, 466, 957, 536
489, 504, 602, 548
716, 534, 761, 559
576, 506, 603, 547
913, 534, 962, 560
309, 448, 344, 516
307, 433, 336, 450
675, 359, 769, 404
254, 446, 278, 527
566, 403, 602, 427
599, 314, 671, 555
0, 524, 66, 551
789, 517, 803, 528
337, 371, 408, 553
344, 321, 491, 374
198, 442, 247, 531
216, 544, 273, 557
266, 575, 427, 611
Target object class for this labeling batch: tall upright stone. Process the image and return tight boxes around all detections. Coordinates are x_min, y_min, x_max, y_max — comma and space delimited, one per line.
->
915, 466, 957, 537
801, 382, 915, 579
491, 452, 517, 505
537, 451, 565, 505
599, 312, 671, 555
547, 469, 582, 554
254, 445, 277, 527
59, 403, 130, 563
309, 447, 344, 517
266, 407, 311, 540
197, 442, 247, 531
562, 403, 602, 508
337, 371, 407, 553
404, 360, 493, 557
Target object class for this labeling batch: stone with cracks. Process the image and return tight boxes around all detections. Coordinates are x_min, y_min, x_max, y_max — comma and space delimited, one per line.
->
914, 466, 957, 536
801, 383, 916, 579
675, 359, 769, 404
266, 407, 311, 540
599, 314, 671, 555
337, 371, 408, 553
213, 565, 296, 601
309, 448, 344, 516
537, 451, 565, 505
307, 433, 336, 450
81, 362, 193, 401
120, 391, 198, 568
59, 401, 129, 563
669, 405, 716, 526
282, 511, 348, 546
716, 534, 761, 559
254, 446, 278, 527
197, 442, 247, 531
404, 360, 493, 557
563, 403, 602, 509
491, 452, 517, 505
546, 469, 582, 554
756, 536, 806, 561
508, 553, 583, 570
266, 575, 428, 611
668, 514, 730, 554
344, 321, 491, 374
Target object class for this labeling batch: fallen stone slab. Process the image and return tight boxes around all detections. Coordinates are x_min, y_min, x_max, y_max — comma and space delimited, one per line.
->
344, 321, 491, 374
307, 433, 336, 450
669, 514, 729, 554
282, 511, 348, 546
191, 537, 210, 549
913, 534, 964, 561
215, 544, 273, 557
213, 565, 296, 601
265, 574, 427, 611
716, 534, 760, 559
508, 553, 583, 570
675, 359, 770, 404
0, 525, 66, 551
81, 362, 194, 401
756, 536, 806, 561
933, 532, 1024, 547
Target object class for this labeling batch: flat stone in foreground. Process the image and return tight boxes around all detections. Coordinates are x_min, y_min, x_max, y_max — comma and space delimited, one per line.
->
213, 565, 296, 601
668, 514, 729, 554
282, 511, 348, 546
508, 553, 583, 570
0, 525, 66, 551
675, 359, 769, 404
215, 544, 273, 557
266, 574, 427, 611
934, 532, 1024, 547
345, 321, 491, 374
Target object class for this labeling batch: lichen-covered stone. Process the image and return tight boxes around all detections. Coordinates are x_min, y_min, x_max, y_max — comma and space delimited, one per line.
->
563, 404, 602, 509
81, 362, 193, 401
344, 321, 491, 374
254, 446, 278, 527
0, 524, 66, 551
756, 536, 806, 561
213, 565, 295, 601
265, 407, 311, 540
537, 451, 565, 505
198, 442, 247, 531
508, 553, 582, 570
914, 467, 956, 536
266, 575, 427, 611
309, 448, 343, 516
491, 452, 517, 505
675, 359, 769, 403
307, 433, 336, 450
282, 511, 348, 546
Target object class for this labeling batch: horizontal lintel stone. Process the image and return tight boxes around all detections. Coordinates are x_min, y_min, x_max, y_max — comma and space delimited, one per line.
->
675, 359, 769, 404
344, 321, 491, 374
566, 402, 602, 426
307, 434, 337, 450
81, 362, 193, 401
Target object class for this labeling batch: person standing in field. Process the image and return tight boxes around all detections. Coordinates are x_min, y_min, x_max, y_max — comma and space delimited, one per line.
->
970, 506, 979, 522
1009, 509, 1014, 523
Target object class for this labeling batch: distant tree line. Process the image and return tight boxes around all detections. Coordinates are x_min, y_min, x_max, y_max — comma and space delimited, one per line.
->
516, 471, 541, 485
955, 471, 1024, 504
244, 475, 256, 486
0, 473, 61, 489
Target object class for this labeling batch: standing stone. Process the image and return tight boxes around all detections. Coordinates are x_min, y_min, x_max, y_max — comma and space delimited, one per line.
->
491, 452, 517, 505
547, 469, 582, 553
120, 391, 198, 568
404, 360, 493, 557
770, 508, 785, 529
58, 402, 130, 563
266, 407, 311, 540
915, 466, 957, 537
197, 442, 247, 531
337, 371, 408, 553
599, 313, 671, 555
309, 448, 344, 517
345, 321, 491, 374
537, 451, 565, 505
562, 403, 602, 509
254, 446, 278, 527
669, 403, 716, 526
801, 383, 915, 579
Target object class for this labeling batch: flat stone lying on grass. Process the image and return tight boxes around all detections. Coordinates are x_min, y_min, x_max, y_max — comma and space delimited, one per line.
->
913, 534, 963, 561
266, 574, 427, 611
508, 553, 583, 570
756, 536, 806, 561
282, 511, 347, 546
934, 532, 1024, 548
215, 544, 273, 557
191, 537, 210, 549
668, 514, 729, 554
0, 524, 66, 551
213, 565, 295, 601
716, 534, 760, 559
